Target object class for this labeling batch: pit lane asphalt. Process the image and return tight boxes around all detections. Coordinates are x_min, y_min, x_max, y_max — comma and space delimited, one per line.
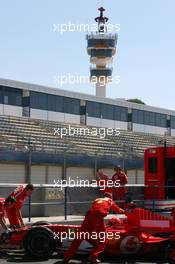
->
0, 251, 170, 264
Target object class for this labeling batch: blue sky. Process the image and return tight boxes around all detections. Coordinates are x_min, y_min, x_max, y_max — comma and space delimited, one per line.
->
0, 0, 174, 110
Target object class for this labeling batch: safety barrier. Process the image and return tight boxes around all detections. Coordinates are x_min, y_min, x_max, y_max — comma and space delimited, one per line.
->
0, 183, 174, 222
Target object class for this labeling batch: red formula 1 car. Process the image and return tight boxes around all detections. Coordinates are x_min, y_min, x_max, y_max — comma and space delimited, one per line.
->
124, 206, 175, 237
1, 212, 175, 263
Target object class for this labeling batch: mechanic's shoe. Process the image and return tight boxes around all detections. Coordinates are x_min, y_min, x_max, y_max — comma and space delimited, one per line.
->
63, 256, 71, 263
63, 260, 70, 264
88, 257, 101, 263
63, 257, 70, 263
64, 252, 71, 263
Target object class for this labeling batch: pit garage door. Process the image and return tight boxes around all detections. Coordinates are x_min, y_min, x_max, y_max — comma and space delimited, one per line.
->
67, 167, 94, 181
47, 166, 62, 184
0, 163, 25, 183
31, 165, 46, 184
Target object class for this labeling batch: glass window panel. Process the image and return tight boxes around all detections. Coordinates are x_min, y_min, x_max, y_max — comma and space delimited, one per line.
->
30, 91, 48, 110
120, 108, 128, 121
155, 113, 166, 127
48, 94, 63, 112
138, 110, 144, 124
3, 86, 22, 106
114, 106, 127, 121
4, 96, 8, 105
171, 116, 175, 129
149, 112, 155, 126
63, 97, 80, 115
101, 104, 114, 120
86, 101, 101, 118
132, 109, 144, 124
144, 111, 150, 125
114, 106, 120, 121
0, 86, 3, 104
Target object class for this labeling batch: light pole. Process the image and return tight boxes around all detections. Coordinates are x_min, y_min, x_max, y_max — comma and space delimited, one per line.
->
24, 138, 33, 222
24, 138, 32, 184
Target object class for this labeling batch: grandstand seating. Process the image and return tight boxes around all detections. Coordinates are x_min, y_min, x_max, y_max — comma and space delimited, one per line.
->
0, 115, 175, 158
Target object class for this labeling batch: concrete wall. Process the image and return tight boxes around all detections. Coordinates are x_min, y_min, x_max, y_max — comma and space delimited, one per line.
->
0, 104, 22, 117
133, 123, 167, 135
171, 129, 175, 136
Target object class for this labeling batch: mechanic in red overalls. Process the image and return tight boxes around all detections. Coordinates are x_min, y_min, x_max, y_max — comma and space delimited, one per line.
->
96, 169, 112, 195
0, 196, 16, 231
112, 166, 128, 201
6, 184, 34, 227
64, 193, 124, 263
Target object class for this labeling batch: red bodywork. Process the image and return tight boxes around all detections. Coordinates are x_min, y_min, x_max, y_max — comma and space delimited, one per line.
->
3, 209, 175, 261
144, 146, 175, 200
6, 223, 171, 256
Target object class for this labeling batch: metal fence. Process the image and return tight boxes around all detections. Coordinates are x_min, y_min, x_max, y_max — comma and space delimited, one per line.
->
0, 183, 175, 223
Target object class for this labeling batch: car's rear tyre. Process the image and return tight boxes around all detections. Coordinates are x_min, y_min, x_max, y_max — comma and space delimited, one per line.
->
23, 227, 56, 259
32, 221, 51, 226
165, 243, 175, 264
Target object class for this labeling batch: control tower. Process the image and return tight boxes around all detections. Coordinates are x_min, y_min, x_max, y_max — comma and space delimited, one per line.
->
86, 7, 117, 98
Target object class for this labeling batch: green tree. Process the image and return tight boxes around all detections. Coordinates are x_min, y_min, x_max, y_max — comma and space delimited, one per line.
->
127, 98, 145, 105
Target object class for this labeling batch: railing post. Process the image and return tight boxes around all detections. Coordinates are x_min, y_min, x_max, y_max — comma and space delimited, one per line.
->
28, 196, 31, 222
64, 186, 68, 221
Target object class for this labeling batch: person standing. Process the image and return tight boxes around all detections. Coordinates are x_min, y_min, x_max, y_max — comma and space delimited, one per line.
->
112, 166, 128, 201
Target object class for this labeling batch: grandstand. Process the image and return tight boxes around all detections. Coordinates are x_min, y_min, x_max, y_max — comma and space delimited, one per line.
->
0, 115, 175, 158
0, 78, 175, 186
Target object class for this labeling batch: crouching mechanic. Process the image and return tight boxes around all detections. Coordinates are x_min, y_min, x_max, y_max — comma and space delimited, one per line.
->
0, 196, 16, 231
6, 184, 34, 227
64, 193, 124, 263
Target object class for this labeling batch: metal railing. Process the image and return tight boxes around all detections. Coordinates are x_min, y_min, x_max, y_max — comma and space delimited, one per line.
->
0, 183, 175, 223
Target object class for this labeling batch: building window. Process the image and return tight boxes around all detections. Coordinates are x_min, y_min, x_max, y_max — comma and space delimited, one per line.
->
101, 104, 114, 119
171, 116, 175, 129
30, 92, 80, 114
30, 91, 48, 110
3, 86, 22, 106
132, 109, 144, 124
0, 86, 3, 104
114, 106, 128, 121
155, 113, 167, 127
120, 107, 128, 121
149, 112, 156, 126
48, 94, 63, 112
4, 96, 8, 104
133, 109, 167, 127
86, 101, 101, 118
63, 97, 80, 115
86, 101, 128, 121
16, 96, 22, 106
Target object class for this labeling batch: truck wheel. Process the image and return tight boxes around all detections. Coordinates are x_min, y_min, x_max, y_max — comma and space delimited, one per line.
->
23, 227, 56, 259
